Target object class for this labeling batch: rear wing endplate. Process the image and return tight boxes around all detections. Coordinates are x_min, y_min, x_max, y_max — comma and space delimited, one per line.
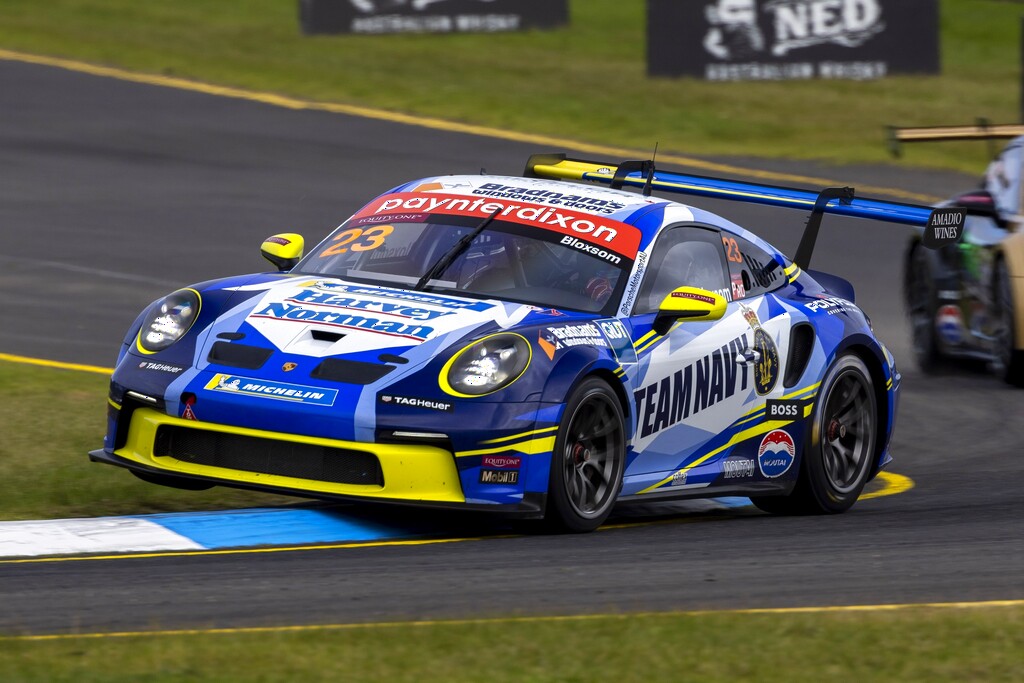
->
524, 153, 965, 269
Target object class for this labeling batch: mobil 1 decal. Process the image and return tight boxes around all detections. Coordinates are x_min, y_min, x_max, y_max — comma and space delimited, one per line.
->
740, 303, 779, 396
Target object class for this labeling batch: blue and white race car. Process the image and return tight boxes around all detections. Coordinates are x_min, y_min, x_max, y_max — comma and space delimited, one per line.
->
91, 155, 957, 531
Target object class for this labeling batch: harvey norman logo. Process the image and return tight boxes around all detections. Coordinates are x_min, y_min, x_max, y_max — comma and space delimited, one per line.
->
205, 374, 338, 407
359, 192, 641, 257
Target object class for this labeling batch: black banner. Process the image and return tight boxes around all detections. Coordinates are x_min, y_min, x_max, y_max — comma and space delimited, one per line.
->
300, 0, 568, 35
648, 0, 939, 81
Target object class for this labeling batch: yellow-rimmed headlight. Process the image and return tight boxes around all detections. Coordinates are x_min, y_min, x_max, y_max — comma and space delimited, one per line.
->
441, 333, 531, 397
137, 288, 201, 353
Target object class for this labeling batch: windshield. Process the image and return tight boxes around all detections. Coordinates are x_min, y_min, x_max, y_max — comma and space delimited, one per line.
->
293, 214, 632, 314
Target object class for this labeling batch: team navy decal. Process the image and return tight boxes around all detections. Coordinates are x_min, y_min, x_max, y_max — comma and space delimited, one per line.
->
758, 429, 795, 478
741, 304, 779, 396
206, 374, 338, 407
633, 336, 751, 438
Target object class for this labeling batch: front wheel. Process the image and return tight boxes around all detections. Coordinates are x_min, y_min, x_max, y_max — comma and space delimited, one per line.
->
545, 378, 626, 533
752, 354, 878, 515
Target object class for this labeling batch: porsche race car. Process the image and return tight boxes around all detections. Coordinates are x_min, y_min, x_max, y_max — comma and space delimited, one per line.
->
903, 133, 1024, 386
91, 155, 958, 531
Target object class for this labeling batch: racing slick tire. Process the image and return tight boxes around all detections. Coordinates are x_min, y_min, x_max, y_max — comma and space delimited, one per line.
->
545, 377, 626, 533
752, 354, 877, 515
904, 244, 943, 373
994, 260, 1024, 386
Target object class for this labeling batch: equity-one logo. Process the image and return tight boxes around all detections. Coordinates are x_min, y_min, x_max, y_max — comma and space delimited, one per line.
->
703, 0, 885, 59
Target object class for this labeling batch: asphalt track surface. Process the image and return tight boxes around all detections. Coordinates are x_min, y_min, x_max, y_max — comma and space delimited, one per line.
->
1, 57, 1022, 636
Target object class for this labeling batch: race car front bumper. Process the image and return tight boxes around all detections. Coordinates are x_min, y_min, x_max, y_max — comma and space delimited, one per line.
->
94, 407, 466, 503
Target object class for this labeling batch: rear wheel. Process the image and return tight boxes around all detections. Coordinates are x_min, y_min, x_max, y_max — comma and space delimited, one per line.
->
545, 378, 626, 533
993, 260, 1024, 386
752, 354, 877, 515
905, 245, 942, 372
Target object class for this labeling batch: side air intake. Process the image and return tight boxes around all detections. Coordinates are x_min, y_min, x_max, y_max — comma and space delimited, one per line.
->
785, 324, 815, 388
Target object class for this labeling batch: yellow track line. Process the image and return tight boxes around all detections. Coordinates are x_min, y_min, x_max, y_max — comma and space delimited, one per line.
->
0, 536, 489, 566
0, 353, 112, 376
4, 599, 1021, 642
0, 48, 943, 204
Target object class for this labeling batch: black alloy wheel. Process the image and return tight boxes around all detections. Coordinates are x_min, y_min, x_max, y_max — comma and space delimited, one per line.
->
545, 377, 626, 533
752, 354, 878, 515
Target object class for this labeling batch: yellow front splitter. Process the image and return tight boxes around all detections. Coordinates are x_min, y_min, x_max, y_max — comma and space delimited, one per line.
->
115, 408, 465, 503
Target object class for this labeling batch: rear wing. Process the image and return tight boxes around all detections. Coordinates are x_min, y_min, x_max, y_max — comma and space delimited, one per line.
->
887, 121, 1024, 158
524, 153, 964, 269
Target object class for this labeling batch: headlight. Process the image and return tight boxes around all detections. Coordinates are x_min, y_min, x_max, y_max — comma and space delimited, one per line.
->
136, 289, 201, 353
441, 333, 531, 397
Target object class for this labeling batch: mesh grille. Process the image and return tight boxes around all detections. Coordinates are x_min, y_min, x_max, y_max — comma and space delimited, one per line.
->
153, 426, 383, 486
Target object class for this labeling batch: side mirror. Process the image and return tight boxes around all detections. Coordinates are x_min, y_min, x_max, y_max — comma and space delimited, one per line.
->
261, 233, 305, 272
653, 287, 727, 335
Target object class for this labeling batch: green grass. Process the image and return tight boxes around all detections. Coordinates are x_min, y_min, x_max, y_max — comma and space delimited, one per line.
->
1, 607, 1021, 682
0, 361, 291, 520
0, 0, 1020, 173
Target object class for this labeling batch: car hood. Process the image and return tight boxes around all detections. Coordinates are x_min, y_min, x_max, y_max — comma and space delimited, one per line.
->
204, 274, 546, 363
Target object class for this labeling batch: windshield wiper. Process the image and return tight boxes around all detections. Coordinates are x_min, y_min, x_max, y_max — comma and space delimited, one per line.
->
414, 208, 502, 291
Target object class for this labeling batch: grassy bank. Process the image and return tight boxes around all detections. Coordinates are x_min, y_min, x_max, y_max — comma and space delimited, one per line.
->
0, 361, 289, 520
0, 0, 1019, 173
2, 606, 1021, 682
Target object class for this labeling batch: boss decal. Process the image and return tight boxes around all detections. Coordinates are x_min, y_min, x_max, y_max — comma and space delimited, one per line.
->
480, 469, 519, 485
765, 398, 807, 420
378, 394, 453, 412
758, 429, 795, 478
205, 374, 338, 407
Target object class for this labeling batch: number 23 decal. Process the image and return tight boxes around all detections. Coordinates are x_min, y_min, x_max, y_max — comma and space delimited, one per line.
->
722, 236, 743, 264
319, 225, 394, 257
